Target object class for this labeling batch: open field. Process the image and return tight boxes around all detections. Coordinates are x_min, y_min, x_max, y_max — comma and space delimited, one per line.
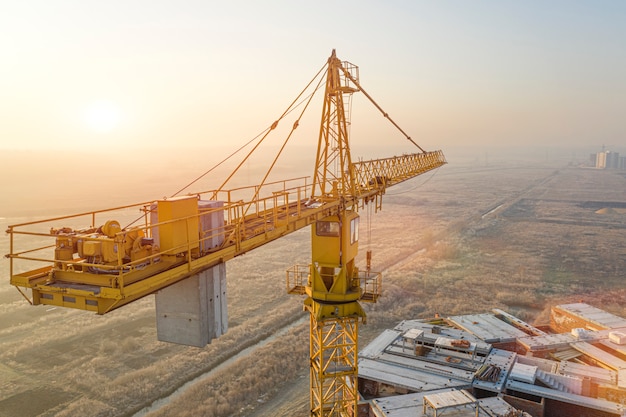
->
2, 155, 625, 417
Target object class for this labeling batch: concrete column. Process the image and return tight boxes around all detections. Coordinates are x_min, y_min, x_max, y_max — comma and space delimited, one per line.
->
155, 262, 227, 347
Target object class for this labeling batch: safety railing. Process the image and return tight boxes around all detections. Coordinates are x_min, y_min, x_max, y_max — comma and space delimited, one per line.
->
354, 270, 382, 303
286, 264, 309, 295
7, 177, 314, 294
286, 264, 382, 302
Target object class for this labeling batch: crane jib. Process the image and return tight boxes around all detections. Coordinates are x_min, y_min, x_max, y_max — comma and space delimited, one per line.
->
5, 49, 446, 417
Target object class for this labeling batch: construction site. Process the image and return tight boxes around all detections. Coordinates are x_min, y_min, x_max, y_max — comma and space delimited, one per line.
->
2, 51, 626, 417
359, 303, 626, 417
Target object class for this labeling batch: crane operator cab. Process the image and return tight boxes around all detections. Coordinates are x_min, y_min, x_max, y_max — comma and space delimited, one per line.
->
306, 210, 365, 321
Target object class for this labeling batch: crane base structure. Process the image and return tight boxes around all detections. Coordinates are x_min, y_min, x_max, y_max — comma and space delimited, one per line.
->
6, 50, 446, 416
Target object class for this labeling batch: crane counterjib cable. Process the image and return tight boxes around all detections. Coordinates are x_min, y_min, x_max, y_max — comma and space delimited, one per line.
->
339, 65, 426, 153
171, 60, 329, 198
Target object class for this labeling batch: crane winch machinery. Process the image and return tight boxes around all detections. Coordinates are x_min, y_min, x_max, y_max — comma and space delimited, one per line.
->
6, 50, 446, 417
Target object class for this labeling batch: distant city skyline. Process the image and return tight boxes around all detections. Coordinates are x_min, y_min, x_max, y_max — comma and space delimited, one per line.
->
1, 1, 625, 155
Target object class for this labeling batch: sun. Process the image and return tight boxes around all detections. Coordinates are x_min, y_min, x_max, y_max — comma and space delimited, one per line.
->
84, 100, 121, 133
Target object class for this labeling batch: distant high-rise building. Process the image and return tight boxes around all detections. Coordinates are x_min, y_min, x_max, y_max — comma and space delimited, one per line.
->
592, 150, 624, 170
606, 151, 620, 169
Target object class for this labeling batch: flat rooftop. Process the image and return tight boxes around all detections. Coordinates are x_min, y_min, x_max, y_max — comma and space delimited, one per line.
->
371, 389, 516, 417
360, 303, 626, 417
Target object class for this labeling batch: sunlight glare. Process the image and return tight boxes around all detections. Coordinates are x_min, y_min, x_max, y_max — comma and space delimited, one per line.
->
84, 100, 121, 133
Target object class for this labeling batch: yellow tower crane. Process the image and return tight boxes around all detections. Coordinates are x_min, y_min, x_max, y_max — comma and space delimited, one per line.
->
6, 50, 445, 416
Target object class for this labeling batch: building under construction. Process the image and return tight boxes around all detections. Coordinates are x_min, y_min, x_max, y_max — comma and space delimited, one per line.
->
357, 302, 626, 416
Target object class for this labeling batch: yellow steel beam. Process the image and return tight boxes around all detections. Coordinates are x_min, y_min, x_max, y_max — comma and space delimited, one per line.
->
309, 314, 360, 417
8, 197, 339, 314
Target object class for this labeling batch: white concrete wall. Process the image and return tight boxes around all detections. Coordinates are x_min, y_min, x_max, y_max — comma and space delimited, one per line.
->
155, 262, 228, 347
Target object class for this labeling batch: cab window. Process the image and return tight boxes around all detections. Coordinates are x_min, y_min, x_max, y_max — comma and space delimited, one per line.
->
316, 221, 340, 237
350, 217, 359, 244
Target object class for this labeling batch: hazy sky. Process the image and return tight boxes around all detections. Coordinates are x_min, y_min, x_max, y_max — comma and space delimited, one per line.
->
1, 1, 625, 155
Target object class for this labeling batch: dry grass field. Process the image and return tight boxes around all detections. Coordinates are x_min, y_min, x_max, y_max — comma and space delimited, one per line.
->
2, 153, 625, 417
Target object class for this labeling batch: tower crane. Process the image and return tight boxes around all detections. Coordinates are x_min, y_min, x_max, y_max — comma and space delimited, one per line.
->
6, 50, 446, 416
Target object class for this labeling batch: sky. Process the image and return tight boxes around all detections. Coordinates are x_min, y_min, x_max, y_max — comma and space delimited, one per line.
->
1, 1, 625, 155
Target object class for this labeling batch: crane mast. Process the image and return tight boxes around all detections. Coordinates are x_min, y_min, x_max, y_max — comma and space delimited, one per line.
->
312, 50, 358, 202
6, 50, 446, 417
302, 50, 367, 417
288, 50, 446, 417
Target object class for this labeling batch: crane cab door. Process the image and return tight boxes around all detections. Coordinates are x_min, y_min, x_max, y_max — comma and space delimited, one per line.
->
312, 211, 359, 267
308, 211, 361, 303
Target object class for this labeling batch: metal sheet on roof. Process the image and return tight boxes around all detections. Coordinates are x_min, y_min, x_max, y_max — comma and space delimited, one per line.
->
516, 354, 558, 373
447, 313, 527, 343
478, 396, 520, 416
571, 341, 626, 370
506, 379, 626, 414
600, 338, 626, 357
510, 362, 537, 384
379, 350, 476, 381
518, 332, 576, 351
393, 320, 492, 355
550, 348, 582, 362
359, 329, 400, 359
558, 361, 616, 385
370, 390, 518, 417
358, 357, 470, 393
556, 303, 626, 330
493, 308, 547, 336
384, 344, 481, 375
619, 370, 626, 390
395, 320, 486, 343
423, 390, 478, 416
370, 389, 450, 417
